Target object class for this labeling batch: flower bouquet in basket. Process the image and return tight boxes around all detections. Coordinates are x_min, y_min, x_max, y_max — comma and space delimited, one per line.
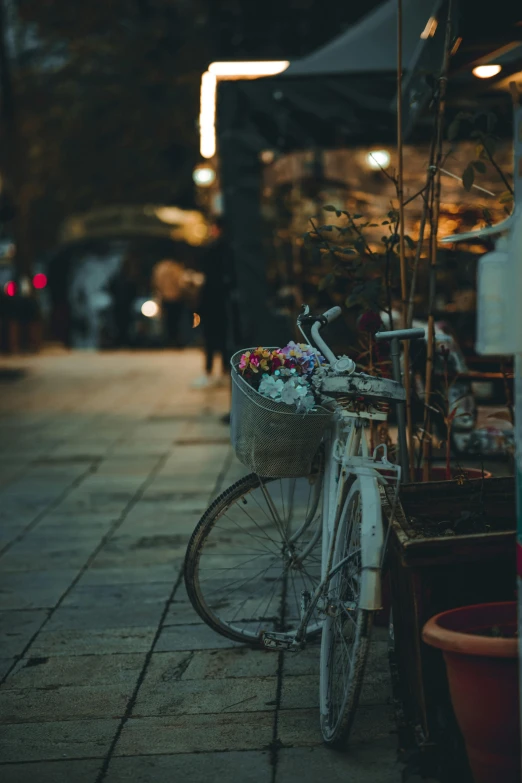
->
231, 342, 331, 478
238, 342, 326, 413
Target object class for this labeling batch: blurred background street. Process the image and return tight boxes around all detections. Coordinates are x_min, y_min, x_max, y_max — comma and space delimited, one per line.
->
0, 1, 520, 780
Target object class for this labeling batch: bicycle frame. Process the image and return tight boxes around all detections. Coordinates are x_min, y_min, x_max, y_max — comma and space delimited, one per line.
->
263, 409, 400, 652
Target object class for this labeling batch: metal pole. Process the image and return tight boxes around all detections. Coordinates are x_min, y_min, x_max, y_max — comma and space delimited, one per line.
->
397, 0, 414, 479
390, 336, 409, 480
516, 353, 522, 739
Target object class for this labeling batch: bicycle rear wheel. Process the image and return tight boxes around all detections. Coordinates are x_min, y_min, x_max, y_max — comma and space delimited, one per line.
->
184, 468, 324, 646
319, 476, 379, 747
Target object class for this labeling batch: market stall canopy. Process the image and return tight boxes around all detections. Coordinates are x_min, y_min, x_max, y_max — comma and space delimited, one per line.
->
285, 0, 443, 77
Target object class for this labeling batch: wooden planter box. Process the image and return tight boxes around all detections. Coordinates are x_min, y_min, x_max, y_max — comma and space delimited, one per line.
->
383, 477, 516, 781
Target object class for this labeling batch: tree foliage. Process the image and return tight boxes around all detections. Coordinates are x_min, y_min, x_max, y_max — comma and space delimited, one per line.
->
1, 0, 383, 263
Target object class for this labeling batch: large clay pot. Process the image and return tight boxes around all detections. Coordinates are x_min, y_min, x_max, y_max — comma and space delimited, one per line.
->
423, 602, 520, 783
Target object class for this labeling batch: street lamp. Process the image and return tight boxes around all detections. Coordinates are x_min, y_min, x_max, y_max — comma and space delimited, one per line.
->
472, 64, 502, 79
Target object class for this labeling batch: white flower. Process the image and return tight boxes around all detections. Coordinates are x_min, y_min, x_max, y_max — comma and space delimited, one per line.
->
280, 380, 301, 405
279, 377, 316, 412
258, 375, 285, 400
296, 394, 316, 413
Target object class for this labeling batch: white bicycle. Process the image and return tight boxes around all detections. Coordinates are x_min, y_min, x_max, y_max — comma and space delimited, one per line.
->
184, 306, 423, 747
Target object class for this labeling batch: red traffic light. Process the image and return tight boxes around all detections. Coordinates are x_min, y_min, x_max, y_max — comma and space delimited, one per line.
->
33, 273, 47, 289
4, 281, 16, 297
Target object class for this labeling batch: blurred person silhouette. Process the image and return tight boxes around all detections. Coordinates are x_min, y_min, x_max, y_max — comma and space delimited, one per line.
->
192, 217, 233, 389
152, 257, 185, 347
46, 248, 73, 347
108, 253, 139, 348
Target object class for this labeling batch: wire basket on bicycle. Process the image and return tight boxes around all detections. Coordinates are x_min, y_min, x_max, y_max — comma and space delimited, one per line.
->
230, 348, 331, 478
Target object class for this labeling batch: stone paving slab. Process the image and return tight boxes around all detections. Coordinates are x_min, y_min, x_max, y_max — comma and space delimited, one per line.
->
44, 604, 164, 632
0, 539, 103, 573
0, 658, 14, 679
277, 706, 397, 748
182, 648, 279, 680
154, 623, 243, 652
280, 671, 391, 710
0, 683, 133, 724
76, 565, 179, 586
0, 759, 103, 783
281, 645, 321, 677
104, 750, 272, 783
114, 711, 274, 756
0, 570, 78, 610
117, 513, 203, 537
29, 627, 157, 656
276, 742, 401, 782
0, 610, 48, 658
4, 653, 145, 689
133, 674, 277, 716
162, 600, 204, 625
37, 513, 121, 527
125, 494, 210, 515
60, 582, 172, 609
141, 475, 220, 494
89, 534, 187, 568
0, 718, 119, 762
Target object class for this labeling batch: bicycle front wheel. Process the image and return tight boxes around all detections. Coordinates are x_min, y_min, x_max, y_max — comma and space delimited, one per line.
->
319, 476, 380, 747
184, 469, 324, 646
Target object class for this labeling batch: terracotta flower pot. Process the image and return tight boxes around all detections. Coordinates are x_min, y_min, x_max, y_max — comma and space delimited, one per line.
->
423, 602, 520, 783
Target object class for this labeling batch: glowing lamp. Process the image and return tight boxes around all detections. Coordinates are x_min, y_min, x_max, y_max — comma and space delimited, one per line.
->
141, 300, 159, 318
366, 150, 391, 170
472, 65, 502, 79
193, 166, 216, 187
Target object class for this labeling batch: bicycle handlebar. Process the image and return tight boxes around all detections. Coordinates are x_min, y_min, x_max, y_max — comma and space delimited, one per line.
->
307, 306, 355, 371
321, 306, 342, 324
374, 328, 425, 342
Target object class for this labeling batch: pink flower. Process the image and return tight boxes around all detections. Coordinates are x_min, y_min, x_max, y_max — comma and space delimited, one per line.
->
356, 310, 382, 334
270, 355, 283, 372
239, 351, 250, 371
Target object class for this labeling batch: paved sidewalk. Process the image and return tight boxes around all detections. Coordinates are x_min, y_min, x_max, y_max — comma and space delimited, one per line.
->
0, 350, 401, 782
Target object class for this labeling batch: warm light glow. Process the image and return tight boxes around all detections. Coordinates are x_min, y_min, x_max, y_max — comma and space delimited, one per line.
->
366, 150, 391, 170
200, 71, 217, 159
200, 61, 290, 159
33, 273, 47, 289
193, 166, 216, 187
208, 61, 289, 77
155, 206, 187, 225
141, 300, 159, 318
260, 150, 275, 164
450, 37, 463, 56
4, 281, 16, 296
420, 16, 438, 39
472, 64, 502, 79
193, 313, 201, 328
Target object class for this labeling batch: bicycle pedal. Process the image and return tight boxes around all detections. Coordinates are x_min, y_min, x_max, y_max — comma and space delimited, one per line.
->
262, 631, 300, 652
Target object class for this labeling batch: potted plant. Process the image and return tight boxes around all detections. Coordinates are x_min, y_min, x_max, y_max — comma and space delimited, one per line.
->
422, 601, 520, 783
